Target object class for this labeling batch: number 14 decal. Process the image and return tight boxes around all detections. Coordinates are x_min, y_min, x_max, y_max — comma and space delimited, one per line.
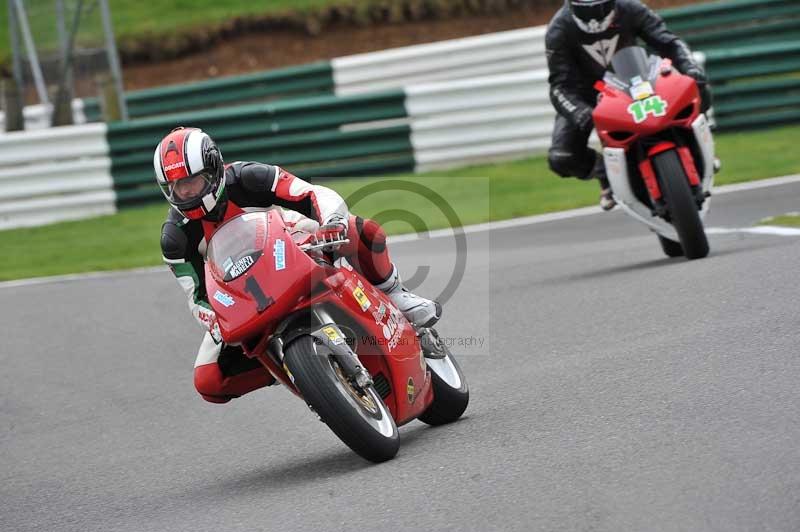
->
628, 95, 668, 123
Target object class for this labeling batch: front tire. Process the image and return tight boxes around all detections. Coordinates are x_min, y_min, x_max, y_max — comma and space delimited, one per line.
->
284, 335, 399, 463
657, 234, 684, 258
418, 345, 469, 426
653, 150, 709, 260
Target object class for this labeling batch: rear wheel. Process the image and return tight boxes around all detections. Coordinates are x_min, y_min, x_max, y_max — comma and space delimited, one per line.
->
653, 150, 709, 260
284, 335, 399, 463
418, 339, 469, 426
657, 234, 684, 258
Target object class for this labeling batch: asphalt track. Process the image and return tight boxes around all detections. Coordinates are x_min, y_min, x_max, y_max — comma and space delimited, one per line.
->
2, 180, 800, 532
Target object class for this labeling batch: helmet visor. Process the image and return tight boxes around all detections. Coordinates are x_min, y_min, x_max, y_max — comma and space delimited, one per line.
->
168, 171, 214, 204
571, 0, 615, 24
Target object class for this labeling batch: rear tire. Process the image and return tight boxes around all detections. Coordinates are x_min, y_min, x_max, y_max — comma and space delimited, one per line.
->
652, 150, 709, 260
418, 347, 469, 426
284, 335, 399, 463
657, 234, 684, 258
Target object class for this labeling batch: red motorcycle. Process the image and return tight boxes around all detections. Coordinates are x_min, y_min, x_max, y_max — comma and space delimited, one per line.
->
593, 46, 717, 259
204, 210, 469, 462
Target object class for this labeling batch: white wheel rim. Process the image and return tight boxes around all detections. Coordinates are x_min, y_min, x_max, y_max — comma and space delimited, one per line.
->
329, 358, 396, 438
427, 353, 463, 390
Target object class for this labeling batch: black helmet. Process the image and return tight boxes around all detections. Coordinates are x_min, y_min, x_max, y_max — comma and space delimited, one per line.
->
570, 0, 616, 34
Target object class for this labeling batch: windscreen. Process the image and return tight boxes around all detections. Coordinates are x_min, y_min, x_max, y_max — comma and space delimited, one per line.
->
207, 212, 269, 282
611, 46, 651, 83
604, 46, 663, 99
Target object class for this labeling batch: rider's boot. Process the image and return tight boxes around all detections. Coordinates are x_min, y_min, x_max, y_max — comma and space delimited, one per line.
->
592, 157, 616, 211
599, 182, 616, 211
376, 265, 442, 328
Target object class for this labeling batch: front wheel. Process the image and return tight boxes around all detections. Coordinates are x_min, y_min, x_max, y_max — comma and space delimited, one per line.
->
284, 335, 399, 463
418, 338, 469, 426
657, 234, 684, 258
652, 150, 709, 260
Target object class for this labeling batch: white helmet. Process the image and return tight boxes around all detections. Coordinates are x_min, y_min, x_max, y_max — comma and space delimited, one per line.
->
153, 127, 225, 220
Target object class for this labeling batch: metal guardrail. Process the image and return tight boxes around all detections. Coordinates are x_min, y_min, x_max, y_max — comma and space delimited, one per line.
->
3, 0, 799, 228
661, 0, 799, 34
405, 70, 554, 172
107, 90, 413, 205
67, 0, 797, 133
0, 124, 115, 230
0, 100, 86, 132
0, 122, 108, 166
82, 62, 334, 122
332, 26, 548, 96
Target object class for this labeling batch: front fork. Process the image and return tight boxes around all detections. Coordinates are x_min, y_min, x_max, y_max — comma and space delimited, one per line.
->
418, 328, 447, 360
639, 143, 707, 219
268, 306, 373, 391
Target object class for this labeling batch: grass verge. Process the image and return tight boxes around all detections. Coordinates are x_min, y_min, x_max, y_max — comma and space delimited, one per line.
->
0, 0, 342, 65
1, 123, 799, 282
758, 214, 800, 228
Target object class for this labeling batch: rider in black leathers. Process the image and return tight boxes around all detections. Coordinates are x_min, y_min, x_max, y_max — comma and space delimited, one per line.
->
545, 0, 710, 210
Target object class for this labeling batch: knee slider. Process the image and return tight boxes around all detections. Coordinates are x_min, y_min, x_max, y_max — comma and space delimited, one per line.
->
548, 149, 595, 180
194, 363, 234, 404
548, 149, 577, 178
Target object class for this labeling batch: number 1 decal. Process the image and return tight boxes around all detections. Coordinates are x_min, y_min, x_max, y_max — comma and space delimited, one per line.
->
245, 276, 274, 313
628, 95, 668, 124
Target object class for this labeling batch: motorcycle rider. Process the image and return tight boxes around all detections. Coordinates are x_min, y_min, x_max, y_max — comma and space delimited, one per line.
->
155, 127, 441, 404
546, 0, 711, 210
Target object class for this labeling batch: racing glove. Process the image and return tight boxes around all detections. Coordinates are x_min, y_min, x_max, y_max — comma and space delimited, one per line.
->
316, 215, 348, 243
683, 64, 708, 88
682, 64, 712, 112
199, 307, 223, 344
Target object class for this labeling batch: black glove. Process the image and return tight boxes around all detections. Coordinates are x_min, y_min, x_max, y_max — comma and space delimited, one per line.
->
683, 64, 708, 88
682, 64, 712, 112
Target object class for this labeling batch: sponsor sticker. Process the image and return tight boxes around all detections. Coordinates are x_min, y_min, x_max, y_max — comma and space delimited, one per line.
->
407, 377, 416, 404
273, 239, 286, 271
380, 305, 405, 352
213, 290, 235, 308
222, 257, 234, 273
352, 286, 371, 311
630, 80, 654, 101
283, 363, 295, 384
627, 95, 668, 124
371, 302, 386, 324
322, 326, 345, 345
228, 255, 255, 279
163, 161, 186, 172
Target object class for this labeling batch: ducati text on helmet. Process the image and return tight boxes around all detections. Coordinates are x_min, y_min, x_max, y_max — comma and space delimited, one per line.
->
154, 127, 225, 220
570, 0, 616, 34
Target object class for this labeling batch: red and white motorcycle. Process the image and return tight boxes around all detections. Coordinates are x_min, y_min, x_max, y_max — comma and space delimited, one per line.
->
593, 46, 717, 259
204, 210, 469, 463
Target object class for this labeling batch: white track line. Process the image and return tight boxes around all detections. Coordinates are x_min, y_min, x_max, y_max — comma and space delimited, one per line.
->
388, 205, 602, 243
707, 226, 800, 237
0, 267, 166, 289
389, 173, 800, 243
3, 173, 800, 289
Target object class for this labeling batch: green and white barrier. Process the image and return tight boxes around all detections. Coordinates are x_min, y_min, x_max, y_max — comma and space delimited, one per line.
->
0, 100, 87, 133
405, 70, 553, 172
0, 123, 115, 230
3, 0, 799, 229
75, 0, 798, 121
332, 26, 547, 96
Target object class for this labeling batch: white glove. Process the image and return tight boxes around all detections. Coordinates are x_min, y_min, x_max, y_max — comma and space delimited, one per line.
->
198, 308, 223, 344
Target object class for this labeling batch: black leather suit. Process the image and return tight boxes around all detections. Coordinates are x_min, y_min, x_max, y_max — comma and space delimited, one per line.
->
545, 0, 704, 180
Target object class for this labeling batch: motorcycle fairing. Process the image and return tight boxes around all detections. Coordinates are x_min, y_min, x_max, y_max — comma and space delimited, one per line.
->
205, 210, 433, 425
